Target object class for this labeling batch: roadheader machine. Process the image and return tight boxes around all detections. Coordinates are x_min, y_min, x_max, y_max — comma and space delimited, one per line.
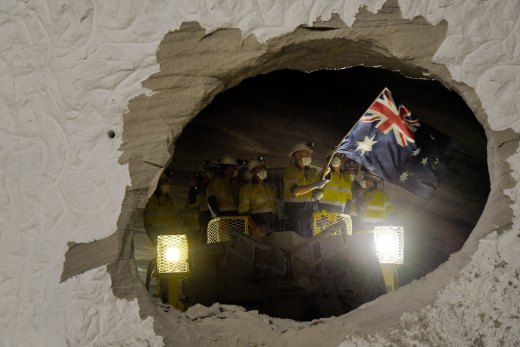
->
152, 213, 401, 321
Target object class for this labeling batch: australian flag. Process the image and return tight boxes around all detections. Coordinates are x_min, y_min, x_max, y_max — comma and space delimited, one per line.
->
336, 88, 457, 198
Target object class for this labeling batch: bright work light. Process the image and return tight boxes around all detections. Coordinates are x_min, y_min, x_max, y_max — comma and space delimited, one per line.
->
165, 246, 181, 262
157, 234, 189, 273
374, 226, 404, 264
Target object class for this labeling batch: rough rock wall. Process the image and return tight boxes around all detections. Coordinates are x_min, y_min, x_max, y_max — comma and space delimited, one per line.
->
0, 0, 519, 346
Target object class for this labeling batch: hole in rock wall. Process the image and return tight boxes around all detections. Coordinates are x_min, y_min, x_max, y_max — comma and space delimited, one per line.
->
134, 66, 489, 321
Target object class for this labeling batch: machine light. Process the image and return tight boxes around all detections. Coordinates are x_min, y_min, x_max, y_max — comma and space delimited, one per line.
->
165, 246, 181, 262
374, 226, 404, 264
157, 234, 189, 273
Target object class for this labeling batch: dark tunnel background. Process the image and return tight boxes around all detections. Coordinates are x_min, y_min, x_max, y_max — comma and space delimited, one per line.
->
136, 66, 489, 306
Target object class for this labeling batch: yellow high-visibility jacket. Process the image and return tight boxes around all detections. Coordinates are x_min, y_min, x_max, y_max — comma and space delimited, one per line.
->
283, 165, 319, 203
239, 181, 276, 215
207, 176, 238, 213
360, 189, 394, 223
143, 193, 177, 227
320, 171, 352, 210
187, 184, 210, 212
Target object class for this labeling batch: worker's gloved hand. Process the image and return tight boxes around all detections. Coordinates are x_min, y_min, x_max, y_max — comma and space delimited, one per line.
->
312, 190, 323, 200
313, 180, 329, 189
251, 224, 264, 239
322, 166, 331, 177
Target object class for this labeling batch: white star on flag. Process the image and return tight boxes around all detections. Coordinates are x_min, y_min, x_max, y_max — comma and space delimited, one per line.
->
420, 157, 428, 166
412, 147, 421, 157
356, 135, 378, 156
399, 171, 409, 182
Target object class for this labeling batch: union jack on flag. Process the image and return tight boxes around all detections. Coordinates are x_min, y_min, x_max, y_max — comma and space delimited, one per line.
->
360, 88, 420, 147
336, 87, 457, 198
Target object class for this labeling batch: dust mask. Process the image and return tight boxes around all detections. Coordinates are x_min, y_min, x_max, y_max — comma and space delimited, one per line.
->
359, 180, 366, 189
302, 157, 312, 167
232, 170, 238, 178
331, 157, 341, 168
257, 169, 267, 180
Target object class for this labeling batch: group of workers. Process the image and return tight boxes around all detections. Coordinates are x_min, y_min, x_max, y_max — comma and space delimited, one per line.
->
144, 141, 396, 244
281, 142, 395, 238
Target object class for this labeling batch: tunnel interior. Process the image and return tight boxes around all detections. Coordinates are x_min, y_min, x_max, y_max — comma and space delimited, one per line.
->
134, 66, 490, 320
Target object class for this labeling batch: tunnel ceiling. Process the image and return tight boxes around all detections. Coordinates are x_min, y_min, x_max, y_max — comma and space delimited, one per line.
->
165, 66, 490, 284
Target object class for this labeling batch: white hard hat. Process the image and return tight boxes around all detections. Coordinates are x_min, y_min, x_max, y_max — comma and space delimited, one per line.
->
247, 159, 265, 171
345, 158, 359, 170
219, 154, 237, 165
289, 142, 313, 157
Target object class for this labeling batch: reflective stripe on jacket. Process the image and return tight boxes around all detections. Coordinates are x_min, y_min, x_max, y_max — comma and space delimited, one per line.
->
320, 171, 352, 209
360, 190, 394, 223
239, 181, 276, 214
283, 165, 319, 203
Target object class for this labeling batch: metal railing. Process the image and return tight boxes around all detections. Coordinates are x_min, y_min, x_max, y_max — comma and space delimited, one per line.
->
207, 216, 249, 243
312, 212, 352, 236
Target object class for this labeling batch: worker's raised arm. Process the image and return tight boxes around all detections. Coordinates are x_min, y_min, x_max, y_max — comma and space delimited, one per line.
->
291, 179, 327, 196
290, 164, 330, 196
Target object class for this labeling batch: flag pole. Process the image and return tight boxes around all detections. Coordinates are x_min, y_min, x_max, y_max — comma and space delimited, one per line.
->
321, 87, 389, 179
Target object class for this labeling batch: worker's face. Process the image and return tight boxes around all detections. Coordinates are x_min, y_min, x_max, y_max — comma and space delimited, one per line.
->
205, 168, 218, 180
252, 165, 267, 180
160, 183, 171, 194
294, 150, 312, 168
365, 178, 376, 190
346, 169, 356, 182
225, 165, 238, 178
330, 156, 343, 168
